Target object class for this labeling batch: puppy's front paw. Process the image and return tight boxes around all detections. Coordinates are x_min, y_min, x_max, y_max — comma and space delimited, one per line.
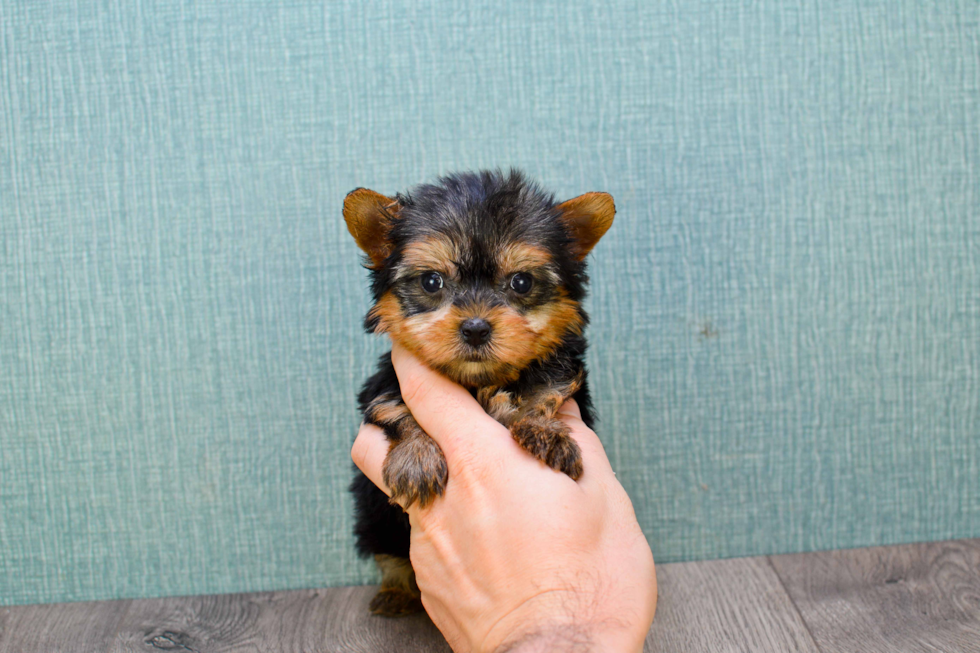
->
511, 416, 583, 480
382, 432, 448, 508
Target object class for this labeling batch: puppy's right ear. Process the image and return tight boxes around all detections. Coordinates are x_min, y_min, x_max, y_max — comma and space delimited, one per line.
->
343, 188, 400, 268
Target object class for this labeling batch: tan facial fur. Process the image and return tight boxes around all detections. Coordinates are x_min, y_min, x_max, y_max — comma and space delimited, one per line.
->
368, 244, 585, 387
397, 237, 460, 281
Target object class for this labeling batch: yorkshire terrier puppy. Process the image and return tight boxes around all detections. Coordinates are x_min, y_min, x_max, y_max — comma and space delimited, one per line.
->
345, 169, 614, 616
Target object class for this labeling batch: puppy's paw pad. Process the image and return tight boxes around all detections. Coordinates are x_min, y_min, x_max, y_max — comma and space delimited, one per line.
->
369, 588, 423, 617
382, 435, 448, 508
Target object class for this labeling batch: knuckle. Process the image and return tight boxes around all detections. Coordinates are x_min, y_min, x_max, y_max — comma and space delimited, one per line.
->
453, 448, 500, 487
350, 428, 373, 470
398, 373, 430, 410
350, 439, 367, 469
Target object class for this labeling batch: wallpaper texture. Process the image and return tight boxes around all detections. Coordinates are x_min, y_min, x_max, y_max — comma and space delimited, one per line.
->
1, 0, 978, 605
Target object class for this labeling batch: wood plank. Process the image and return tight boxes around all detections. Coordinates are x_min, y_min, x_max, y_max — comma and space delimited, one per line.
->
0, 598, 131, 653
645, 556, 819, 653
106, 591, 278, 653
770, 538, 980, 653
307, 586, 450, 653
104, 585, 449, 653
4, 539, 977, 653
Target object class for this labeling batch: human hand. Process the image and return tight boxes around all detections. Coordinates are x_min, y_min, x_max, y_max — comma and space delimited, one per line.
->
351, 343, 657, 653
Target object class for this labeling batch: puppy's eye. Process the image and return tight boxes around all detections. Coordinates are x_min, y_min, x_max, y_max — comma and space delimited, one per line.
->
420, 271, 444, 293
509, 272, 533, 294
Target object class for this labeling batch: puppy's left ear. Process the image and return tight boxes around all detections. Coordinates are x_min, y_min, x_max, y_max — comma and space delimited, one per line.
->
343, 188, 400, 268
556, 192, 615, 261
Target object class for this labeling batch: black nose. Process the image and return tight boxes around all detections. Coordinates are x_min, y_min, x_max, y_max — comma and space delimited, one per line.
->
460, 318, 492, 346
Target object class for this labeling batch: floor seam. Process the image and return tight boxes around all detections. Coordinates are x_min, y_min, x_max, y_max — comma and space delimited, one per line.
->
766, 555, 826, 653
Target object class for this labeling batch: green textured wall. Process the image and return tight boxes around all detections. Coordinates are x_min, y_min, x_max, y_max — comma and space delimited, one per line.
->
1, 0, 978, 606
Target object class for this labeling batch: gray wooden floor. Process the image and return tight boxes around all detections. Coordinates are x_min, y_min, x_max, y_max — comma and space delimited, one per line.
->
1, 539, 978, 652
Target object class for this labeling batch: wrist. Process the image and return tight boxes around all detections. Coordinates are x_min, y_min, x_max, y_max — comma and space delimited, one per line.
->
491, 619, 647, 653
492, 625, 593, 653
483, 588, 649, 653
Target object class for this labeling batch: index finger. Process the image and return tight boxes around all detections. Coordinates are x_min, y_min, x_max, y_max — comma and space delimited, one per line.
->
391, 342, 508, 463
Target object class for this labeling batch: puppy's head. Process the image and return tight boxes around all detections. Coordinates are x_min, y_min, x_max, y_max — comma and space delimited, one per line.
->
344, 170, 614, 387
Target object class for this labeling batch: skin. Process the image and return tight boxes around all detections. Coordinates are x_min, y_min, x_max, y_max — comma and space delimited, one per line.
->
351, 343, 658, 653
